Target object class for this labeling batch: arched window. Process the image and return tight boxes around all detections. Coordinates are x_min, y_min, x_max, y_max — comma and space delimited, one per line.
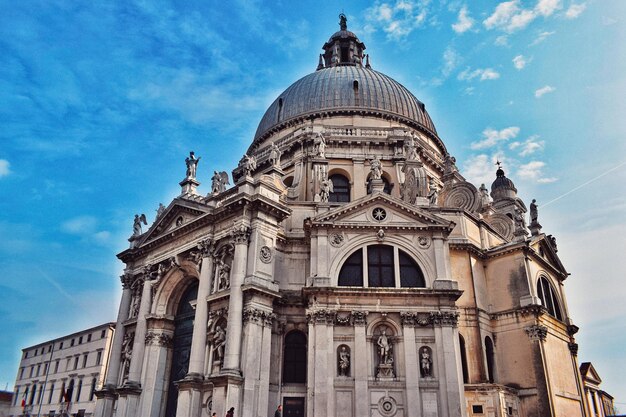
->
537, 276, 563, 320
399, 250, 425, 287
337, 245, 425, 288
329, 174, 350, 202
283, 331, 307, 384
338, 250, 363, 286
459, 335, 469, 384
485, 336, 496, 383
368, 245, 394, 287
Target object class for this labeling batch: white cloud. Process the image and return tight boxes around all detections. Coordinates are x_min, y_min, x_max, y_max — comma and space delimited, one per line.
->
471, 126, 520, 150
535, 85, 556, 97
442, 46, 460, 77
517, 160, 554, 181
458, 67, 501, 81
365, 1, 430, 39
452, 6, 475, 33
512, 54, 529, 69
509, 135, 545, 156
463, 87, 475, 96
483, 0, 537, 32
0, 159, 10, 177
530, 30, 556, 45
463, 152, 511, 186
495, 35, 509, 46
535, 0, 561, 17
565, 3, 586, 19
537, 177, 558, 183
61, 216, 98, 234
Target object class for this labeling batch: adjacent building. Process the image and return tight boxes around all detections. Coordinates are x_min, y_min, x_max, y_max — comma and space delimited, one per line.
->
9, 323, 115, 417
95, 15, 590, 417
580, 363, 616, 417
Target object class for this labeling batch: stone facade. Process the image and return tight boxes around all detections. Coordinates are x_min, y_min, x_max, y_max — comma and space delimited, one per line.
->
94, 16, 589, 417
8, 322, 115, 417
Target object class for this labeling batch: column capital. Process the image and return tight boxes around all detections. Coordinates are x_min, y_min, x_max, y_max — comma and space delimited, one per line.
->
230, 224, 251, 245
120, 273, 135, 289
306, 309, 336, 325
145, 331, 173, 348
351, 310, 369, 326
525, 324, 548, 341
429, 311, 459, 327
242, 307, 276, 326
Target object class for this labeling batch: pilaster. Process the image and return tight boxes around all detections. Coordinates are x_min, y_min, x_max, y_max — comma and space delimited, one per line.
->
400, 313, 421, 417
352, 311, 369, 417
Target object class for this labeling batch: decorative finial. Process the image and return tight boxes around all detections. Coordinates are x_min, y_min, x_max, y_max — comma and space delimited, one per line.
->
339, 13, 347, 31
495, 160, 502, 169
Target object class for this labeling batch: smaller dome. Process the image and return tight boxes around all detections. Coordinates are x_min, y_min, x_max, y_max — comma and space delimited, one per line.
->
491, 167, 517, 201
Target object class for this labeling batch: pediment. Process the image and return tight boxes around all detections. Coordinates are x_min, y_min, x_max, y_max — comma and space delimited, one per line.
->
137, 198, 211, 245
532, 235, 567, 276
311, 193, 455, 231
581, 362, 602, 384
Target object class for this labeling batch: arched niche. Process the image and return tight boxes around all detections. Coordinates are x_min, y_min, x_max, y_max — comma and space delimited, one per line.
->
337, 344, 351, 377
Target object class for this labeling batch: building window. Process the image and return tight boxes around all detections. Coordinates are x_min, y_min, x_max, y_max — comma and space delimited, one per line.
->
101, 330, 106, 338
29, 384, 36, 405
472, 404, 484, 414
329, 174, 350, 202
71, 339, 75, 347
36, 364, 41, 376
19, 367, 24, 379
537, 276, 563, 320
48, 383, 55, 404
66, 358, 71, 371
338, 249, 363, 286
283, 331, 307, 384
34, 349, 38, 356
79, 336, 83, 344
59, 342, 63, 349
43, 363, 48, 375
82, 353, 88, 368
459, 334, 469, 384
74, 356, 79, 370
87, 334, 92, 342
54, 360, 60, 373
29, 366, 34, 378
96, 351, 102, 366
75, 379, 83, 402
338, 245, 425, 288
368, 245, 395, 287
485, 336, 496, 383
13, 387, 19, 406
24, 351, 28, 359
59, 382, 66, 403
89, 378, 97, 401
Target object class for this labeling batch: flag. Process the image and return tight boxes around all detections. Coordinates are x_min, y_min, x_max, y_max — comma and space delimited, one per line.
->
21, 398, 25, 407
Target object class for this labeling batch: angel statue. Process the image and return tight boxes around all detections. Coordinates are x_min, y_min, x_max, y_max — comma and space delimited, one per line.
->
211, 171, 230, 194
319, 177, 333, 203
133, 214, 147, 236
240, 154, 257, 176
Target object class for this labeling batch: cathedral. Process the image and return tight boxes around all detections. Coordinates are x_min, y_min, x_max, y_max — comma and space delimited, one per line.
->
95, 15, 587, 417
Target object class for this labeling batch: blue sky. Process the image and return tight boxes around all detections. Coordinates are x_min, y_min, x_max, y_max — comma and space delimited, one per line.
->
1, 0, 624, 405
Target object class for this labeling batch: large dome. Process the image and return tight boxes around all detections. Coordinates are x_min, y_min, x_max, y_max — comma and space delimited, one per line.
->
253, 65, 438, 144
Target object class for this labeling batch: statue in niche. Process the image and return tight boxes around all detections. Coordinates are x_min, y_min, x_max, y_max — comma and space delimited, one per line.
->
479, 184, 490, 208
530, 199, 538, 224
314, 133, 326, 158
129, 287, 140, 318
377, 328, 392, 365
121, 332, 134, 379
212, 325, 226, 362
428, 179, 439, 205
319, 177, 333, 203
370, 156, 383, 180
240, 154, 257, 176
338, 345, 350, 376
269, 142, 282, 167
133, 214, 147, 236
217, 262, 231, 291
420, 347, 433, 377
185, 151, 200, 179
211, 171, 230, 194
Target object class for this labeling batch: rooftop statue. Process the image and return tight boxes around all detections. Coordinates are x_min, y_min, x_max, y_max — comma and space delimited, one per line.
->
133, 214, 147, 236
185, 151, 200, 180
211, 171, 230, 194
530, 199, 538, 224
370, 156, 383, 180
339, 13, 347, 31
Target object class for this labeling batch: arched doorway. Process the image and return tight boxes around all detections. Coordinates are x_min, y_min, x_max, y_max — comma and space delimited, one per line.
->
164, 282, 198, 417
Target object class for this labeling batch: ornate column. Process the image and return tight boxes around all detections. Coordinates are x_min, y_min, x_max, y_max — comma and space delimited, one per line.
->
223, 225, 250, 373
241, 308, 275, 417
188, 239, 215, 376
307, 309, 336, 417
432, 311, 465, 417
525, 324, 554, 417
126, 272, 153, 386
400, 313, 421, 417
138, 330, 173, 417
352, 311, 369, 417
